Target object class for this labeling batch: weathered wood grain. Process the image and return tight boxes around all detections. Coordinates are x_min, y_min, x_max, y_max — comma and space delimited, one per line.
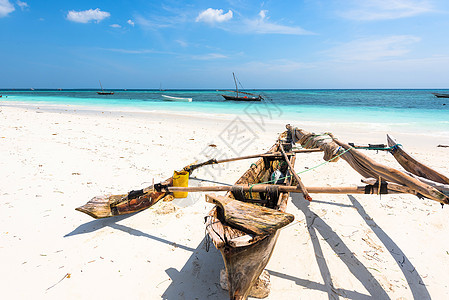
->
205, 194, 294, 236
387, 134, 449, 185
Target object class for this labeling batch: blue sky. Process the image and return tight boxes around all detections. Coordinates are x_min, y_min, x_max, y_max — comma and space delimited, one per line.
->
1, 0, 449, 89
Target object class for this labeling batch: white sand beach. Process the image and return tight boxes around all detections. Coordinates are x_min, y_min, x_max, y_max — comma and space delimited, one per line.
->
1, 103, 448, 299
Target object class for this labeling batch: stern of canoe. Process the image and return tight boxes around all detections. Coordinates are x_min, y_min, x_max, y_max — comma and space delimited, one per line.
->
205, 131, 297, 299
222, 232, 280, 300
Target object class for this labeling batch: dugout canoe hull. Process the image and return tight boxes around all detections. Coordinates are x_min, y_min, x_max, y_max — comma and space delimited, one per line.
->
205, 131, 296, 299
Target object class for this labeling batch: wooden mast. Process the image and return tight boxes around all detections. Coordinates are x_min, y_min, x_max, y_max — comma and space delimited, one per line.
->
232, 72, 239, 98
99, 80, 104, 91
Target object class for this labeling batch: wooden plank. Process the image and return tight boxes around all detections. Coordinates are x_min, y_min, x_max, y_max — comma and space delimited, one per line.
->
205, 194, 294, 236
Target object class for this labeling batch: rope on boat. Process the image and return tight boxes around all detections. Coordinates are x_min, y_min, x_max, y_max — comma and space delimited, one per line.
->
248, 145, 355, 191
355, 144, 401, 151
204, 219, 224, 252
246, 143, 401, 195
199, 137, 401, 202
249, 184, 254, 197
204, 227, 211, 252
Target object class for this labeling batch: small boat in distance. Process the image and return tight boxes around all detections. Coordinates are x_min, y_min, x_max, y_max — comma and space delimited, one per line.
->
222, 94, 263, 101
97, 80, 114, 95
432, 93, 449, 98
220, 73, 263, 101
162, 95, 192, 102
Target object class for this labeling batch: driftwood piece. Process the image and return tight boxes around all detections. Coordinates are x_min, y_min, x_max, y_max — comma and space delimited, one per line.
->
387, 134, 449, 185
205, 194, 294, 236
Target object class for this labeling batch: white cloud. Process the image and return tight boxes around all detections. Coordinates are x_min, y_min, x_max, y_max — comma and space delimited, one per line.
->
242, 10, 313, 35
340, 0, 433, 21
110, 24, 121, 28
16, 0, 27, 10
326, 35, 421, 61
127, 19, 134, 26
176, 40, 188, 47
66, 8, 110, 23
0, 0, 15, 17
196, 8, 233, 23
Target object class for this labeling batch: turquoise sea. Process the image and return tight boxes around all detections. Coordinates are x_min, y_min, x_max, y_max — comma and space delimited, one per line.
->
1, 89, 449, 138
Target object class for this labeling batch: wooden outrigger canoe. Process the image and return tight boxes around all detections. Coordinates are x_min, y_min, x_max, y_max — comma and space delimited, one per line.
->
204, 131, 297, 299
75, 124, 449, 300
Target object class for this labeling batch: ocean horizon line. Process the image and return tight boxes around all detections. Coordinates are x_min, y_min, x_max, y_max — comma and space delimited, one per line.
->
1, 88, 449, 92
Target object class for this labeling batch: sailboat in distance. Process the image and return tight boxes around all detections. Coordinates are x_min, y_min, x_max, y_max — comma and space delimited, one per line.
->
219, 73, 263, 101
97, 80, 114, 95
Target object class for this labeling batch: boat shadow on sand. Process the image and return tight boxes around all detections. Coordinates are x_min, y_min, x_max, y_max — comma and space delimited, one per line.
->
64, 212, 140, 237
64, 194, 430, 299
65, 212, 197, 252
161, 239, 228, 299
282, 194, 430, 299
65, 212, 228, 299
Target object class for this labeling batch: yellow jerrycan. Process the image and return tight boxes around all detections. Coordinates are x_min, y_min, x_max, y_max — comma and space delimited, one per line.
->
172, 170, 189, 198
